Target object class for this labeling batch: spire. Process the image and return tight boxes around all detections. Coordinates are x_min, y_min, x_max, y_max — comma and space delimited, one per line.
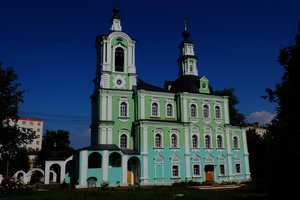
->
110, 0, 122, 31
182, 16, 190, 42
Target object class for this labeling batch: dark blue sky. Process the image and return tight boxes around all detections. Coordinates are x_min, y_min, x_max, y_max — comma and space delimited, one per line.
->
1, 0, 299, 148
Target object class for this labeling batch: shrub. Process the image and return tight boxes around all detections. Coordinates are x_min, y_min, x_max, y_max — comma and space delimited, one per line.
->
100, 180, 109, 190
0, 177, 31, 195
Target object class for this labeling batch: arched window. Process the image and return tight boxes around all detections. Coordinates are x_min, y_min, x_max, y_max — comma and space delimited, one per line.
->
215, 106, 221, 119
233, 136, 239, 149
192, 135, 198, 148
205, 135, 211, 149
152, 102, 159, 117
191, 104, 197, 118
217, 135, 223, 148
115, 47, 124, 72
171, 134, 177, 148
203, 104, 209, 118
109, 152, 122, 167
166, 104, 173, 117
155, 134, 162, 148
120, 102, 127, 117
88, 152, 102, 168
120, 134, 127, 148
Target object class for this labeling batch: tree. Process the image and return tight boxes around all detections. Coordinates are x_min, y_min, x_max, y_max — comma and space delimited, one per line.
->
263, 22, 300, 198
0, 62, 35, 175
212, 88, 246, 125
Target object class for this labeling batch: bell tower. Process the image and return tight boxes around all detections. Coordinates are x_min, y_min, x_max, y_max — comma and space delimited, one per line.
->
93, 3, 137, 91
177, 18, 198, 77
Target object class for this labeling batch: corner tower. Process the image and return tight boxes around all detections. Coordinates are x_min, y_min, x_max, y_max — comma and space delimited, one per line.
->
94, 5, 137, 91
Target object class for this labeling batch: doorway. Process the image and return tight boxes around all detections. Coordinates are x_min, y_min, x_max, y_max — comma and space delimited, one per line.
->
204, 165, 214, 181
127, 157, 140, 185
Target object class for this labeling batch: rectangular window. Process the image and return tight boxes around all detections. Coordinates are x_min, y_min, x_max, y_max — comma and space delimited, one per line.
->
193, 165, 200, 176
172, 165, 179, 177
220, 164, 225, 175
235, 164, 241, 174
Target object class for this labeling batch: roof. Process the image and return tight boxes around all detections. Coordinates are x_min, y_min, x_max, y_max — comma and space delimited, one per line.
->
19, 117, 44, 122
170, 75, 200, 93
137, 78, 167, 92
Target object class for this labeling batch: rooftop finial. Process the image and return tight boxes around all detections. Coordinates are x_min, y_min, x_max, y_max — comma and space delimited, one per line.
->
112, 0, 120, 18
182, 16, 190, 40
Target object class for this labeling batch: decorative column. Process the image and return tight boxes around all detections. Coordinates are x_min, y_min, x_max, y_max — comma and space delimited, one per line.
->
225, 128, 233, 180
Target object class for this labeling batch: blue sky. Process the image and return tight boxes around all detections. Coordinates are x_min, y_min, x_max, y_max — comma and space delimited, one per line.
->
1, 0, 299, 148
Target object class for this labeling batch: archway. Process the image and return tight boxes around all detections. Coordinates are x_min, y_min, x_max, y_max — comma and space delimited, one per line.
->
127, 157, 140, 185
87, 177, 97, 188
49, 164, 61, 183
204, 165, 214, 181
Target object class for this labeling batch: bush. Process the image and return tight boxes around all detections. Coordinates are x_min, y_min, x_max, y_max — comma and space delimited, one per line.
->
0, 177, 31, 195
100, 180, 109, 190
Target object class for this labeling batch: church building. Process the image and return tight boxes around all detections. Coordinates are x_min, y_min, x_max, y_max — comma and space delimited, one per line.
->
44, 5, 251, 188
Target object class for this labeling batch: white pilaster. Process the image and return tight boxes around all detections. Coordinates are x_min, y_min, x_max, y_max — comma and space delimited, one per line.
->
184, 126, 191, 178
107, 127, 112, 144
102, 150, 109, 181
143, 156, 149, 183
101, 95, 107, 120
81, 151, 88, 186
183, 97, 188, 122
224, 97, 230, 124
107, 95, 112, 120
242, 128, 251, 176
101, 127, 107, 144
225, 128, 233, 178
141, 95, 145, 119
44, 162, 50, 184
143, 126, 148, 154
60, 163, 66, 183
122, 155, 128, 184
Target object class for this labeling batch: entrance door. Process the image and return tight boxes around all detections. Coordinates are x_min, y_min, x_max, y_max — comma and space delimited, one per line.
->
127, 170, 132, 185
204, 165, 214, 181
127, 157, 140, 185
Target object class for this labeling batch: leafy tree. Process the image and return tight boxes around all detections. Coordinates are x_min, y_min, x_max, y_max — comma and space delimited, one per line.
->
212, 88, 246, 125
0, 62, 35, 175
263, 22, 300, 198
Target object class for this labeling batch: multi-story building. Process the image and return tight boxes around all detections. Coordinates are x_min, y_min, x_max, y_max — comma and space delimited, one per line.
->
17, 117, 44, 151
247, 122, 267, 137
45, 5, 251, 187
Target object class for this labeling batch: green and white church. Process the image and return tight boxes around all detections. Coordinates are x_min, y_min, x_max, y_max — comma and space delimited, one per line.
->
44, 5, 251, 188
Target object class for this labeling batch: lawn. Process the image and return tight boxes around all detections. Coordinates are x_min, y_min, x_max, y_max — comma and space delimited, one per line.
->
0, 185, 268, 200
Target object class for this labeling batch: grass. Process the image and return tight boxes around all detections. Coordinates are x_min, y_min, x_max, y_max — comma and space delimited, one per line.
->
0, 185, 269, 200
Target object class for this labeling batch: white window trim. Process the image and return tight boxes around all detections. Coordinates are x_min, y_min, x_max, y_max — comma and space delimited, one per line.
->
153, 130, 163, 148
171, 164, 180, 178
189, 102, 198, 119
165, 102, 174, 118
232, 135, 240, 149
151, 98, 160, 117
192, 164, 201, 177
202, 104, 211, 119
216, 134, 224, 149
169, 130, 179, 149
119, 130, 129, 149
112, 44, 127, 73
191, 133, 200, 148
219, 164, 226, 176
214, 104, 223, 120
118, 98, 129, 121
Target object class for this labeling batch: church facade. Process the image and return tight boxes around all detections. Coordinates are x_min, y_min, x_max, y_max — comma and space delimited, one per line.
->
50, 6, 250, 188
